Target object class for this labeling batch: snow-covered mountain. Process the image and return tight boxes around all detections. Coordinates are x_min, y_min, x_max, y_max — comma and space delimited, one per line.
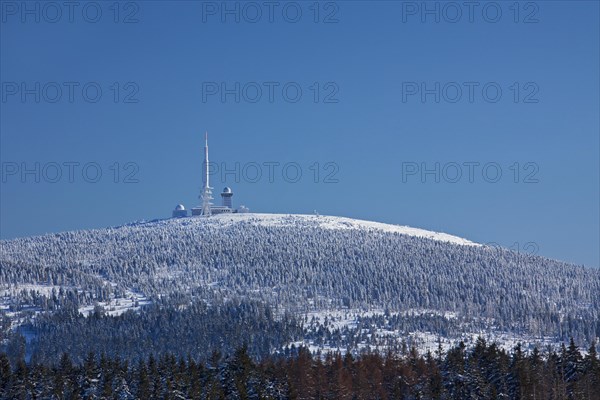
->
1, 213, 599, 358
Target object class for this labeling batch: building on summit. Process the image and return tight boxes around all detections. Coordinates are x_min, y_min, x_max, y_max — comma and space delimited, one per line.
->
172, 204, 187, 218
172, 132, 249, 218
209, 187, 236, 215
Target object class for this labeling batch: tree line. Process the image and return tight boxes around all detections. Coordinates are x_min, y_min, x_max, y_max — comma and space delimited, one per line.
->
2, 300, 303, 366
1, 337, 599, 399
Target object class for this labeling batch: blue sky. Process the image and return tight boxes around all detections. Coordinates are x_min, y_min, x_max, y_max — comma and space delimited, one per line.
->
1, 1, 598, 267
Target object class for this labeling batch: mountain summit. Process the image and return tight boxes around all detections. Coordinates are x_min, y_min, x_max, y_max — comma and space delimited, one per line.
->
1, 214, 598, 359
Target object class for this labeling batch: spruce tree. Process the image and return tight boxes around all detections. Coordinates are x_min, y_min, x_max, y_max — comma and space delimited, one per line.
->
0, 353, 11, 397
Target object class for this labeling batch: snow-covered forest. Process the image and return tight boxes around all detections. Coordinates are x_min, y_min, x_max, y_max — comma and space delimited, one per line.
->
1, 214, 599, 360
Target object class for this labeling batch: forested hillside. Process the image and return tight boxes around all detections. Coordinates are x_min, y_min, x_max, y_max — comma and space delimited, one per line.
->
1, 214, 599, 359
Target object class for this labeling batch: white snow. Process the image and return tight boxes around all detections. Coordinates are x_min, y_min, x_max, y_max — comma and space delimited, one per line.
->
289, 308, 562, 357
1, 284, 66, 297
170, 213, 480, 247
79, 290, 151, 317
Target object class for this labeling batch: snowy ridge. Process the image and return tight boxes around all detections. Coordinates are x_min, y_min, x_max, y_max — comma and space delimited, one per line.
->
147, 213, 479, 247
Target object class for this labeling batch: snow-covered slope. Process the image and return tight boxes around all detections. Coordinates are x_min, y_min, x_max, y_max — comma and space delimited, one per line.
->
1, 213, 599, 349
196, 213, 479, 247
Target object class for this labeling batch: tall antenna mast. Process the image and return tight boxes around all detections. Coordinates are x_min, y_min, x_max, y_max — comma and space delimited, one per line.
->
204, 131, 210, 190
200, 131, 212, 216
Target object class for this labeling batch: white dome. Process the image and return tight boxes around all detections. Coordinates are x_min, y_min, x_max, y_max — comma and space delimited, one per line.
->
174, 204, 185, 211
222, 187, 232, 194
